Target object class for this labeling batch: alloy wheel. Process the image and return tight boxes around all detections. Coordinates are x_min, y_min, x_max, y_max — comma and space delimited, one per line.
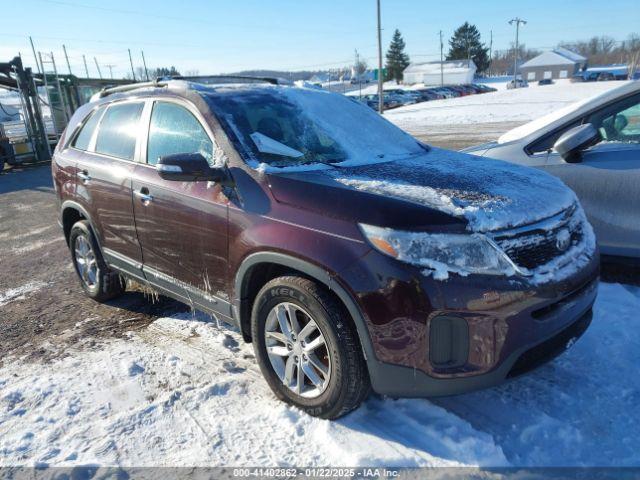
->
74, 235, 98, 289
264, 302, 331, 398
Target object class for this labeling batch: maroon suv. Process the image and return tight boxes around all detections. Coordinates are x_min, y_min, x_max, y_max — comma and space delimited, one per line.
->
52, 78, 599, 419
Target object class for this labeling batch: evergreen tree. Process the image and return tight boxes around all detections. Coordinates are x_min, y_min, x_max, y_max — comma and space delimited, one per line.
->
385, 29, 411, 83
446, 22, 490, 73
154, 66, 181, 78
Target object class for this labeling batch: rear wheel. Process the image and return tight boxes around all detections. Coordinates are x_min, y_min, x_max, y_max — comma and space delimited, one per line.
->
252, 275, 370, 419
69, 220, 125, 302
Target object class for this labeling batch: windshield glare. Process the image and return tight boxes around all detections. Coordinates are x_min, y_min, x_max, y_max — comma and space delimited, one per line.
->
205, 87, 424, 169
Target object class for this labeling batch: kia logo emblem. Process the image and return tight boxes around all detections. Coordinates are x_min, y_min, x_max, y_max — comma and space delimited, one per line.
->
556, 229, 571, 252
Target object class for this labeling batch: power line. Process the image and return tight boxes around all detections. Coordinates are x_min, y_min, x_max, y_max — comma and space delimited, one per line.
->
35, 0, 372, 36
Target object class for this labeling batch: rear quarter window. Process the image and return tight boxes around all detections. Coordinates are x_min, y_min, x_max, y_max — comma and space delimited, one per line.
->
72, 106, 105, 151
95, 102, 145, 160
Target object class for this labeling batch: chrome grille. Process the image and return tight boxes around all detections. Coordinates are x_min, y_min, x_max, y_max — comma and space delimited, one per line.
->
492, 207, 582, 271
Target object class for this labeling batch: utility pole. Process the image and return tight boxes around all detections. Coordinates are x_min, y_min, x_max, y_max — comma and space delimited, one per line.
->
355, 49, 363, 100
62, 44, 72, 75
82, 55, 89, 78
376, 0, 384, 114
141, 50, 150, 81
94, 57, 103, 79
509, 17, 527, 88
439, 30, 444, 87
105, 64, 115, 79
489, 30, 493, 76
29, 36, 41, 74
128, 48, 136, 81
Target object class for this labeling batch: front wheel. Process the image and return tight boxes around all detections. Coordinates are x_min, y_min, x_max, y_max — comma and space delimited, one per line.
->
251, 275, 370, 419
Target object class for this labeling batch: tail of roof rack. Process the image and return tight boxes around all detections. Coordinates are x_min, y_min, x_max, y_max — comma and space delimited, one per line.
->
96, 79, 168, 99
161, 75, 280, 85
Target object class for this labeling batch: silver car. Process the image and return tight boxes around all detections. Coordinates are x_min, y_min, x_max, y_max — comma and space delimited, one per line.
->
464, 81, 640, 260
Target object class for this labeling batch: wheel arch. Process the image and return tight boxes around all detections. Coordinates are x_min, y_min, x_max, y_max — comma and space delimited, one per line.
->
233, 252, 377, 368
61, 200, 96, 247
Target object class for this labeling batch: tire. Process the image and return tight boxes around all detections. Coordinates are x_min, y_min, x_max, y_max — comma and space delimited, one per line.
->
69, 220, 125, 302
251, 275, 370, 419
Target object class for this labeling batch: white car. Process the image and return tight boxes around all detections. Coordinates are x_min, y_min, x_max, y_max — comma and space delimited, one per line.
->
506, 79, 529, 89
464, 80, 640, 260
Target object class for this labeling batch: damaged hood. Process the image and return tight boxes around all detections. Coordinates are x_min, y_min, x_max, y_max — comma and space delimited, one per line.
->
266, 148, 577, 233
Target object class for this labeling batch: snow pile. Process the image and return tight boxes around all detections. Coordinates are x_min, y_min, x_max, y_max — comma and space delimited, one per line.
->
329, 147, 577, 233
498, 80, 637, 144
1, 283, 639, 467
384, 80, 621, 135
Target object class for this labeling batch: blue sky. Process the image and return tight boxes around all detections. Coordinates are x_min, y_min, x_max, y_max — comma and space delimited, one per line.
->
1, 0, 638, 77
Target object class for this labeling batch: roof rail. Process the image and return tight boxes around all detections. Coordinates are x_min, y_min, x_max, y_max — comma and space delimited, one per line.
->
96, 79, 168, 99
161, 75, 279, 85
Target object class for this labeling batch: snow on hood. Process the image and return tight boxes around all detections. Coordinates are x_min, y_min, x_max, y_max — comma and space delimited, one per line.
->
327, 147, 577, 233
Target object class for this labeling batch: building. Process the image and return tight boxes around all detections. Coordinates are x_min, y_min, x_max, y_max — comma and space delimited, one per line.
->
403, 60, 476, 86
519, 47, 587, 82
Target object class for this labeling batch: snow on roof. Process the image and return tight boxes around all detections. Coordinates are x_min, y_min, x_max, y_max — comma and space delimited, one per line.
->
520, 49, 586, 69
555, 47, 587, 63
404, 60, 476, 75
586, 64, 629, 73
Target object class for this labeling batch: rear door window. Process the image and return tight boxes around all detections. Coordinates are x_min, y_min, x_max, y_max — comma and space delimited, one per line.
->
95, 102, 144, 160
72, 106, 106, 151
146, 101, 213, 165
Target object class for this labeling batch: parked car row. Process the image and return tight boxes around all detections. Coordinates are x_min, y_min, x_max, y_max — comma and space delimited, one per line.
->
358, 83, 497, 110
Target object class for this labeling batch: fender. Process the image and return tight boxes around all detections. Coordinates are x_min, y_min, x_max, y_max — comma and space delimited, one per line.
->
233, 251, 379, 374
60, 200, 100, 247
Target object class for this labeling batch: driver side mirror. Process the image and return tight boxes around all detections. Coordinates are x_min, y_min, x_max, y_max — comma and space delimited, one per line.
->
156, 153, 232, 185
553, 123, 601, 163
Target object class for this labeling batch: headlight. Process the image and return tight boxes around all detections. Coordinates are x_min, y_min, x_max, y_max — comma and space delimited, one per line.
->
359, 224, 517, 280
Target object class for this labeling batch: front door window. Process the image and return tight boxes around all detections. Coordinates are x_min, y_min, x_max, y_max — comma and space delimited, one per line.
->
146, 102, 214, 165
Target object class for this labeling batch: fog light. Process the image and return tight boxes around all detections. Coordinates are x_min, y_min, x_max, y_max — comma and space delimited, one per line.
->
429, 315, 469, 368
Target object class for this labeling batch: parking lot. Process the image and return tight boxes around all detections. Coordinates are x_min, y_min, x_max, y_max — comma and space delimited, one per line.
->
0, 166, 187, 367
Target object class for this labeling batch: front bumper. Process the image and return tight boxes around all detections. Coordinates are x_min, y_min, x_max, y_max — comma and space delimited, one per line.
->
339, 247, 599, 397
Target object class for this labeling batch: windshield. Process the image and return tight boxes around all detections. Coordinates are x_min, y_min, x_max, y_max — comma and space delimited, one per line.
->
204, 86, 425, 169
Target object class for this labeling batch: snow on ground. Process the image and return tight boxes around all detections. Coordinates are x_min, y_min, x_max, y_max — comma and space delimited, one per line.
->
1, 282, 639, 467
0, 281, 48, 307
384, 80, 624, 136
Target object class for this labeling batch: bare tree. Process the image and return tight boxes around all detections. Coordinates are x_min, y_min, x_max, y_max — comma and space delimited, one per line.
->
490, 44, 541, 75
354, 58, 368, 77
628, 48, 640, 79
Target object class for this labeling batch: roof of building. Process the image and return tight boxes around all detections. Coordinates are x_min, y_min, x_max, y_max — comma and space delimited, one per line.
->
520, 48, 587, 69
404, 59, 476, 74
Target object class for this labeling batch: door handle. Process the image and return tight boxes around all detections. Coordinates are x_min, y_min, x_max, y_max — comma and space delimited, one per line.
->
134, 188, 153, 204
77, 170, 91, 183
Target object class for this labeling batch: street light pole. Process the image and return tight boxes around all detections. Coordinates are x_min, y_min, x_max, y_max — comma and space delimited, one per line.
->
376, 0, 384, 114
509, 17, 527, 88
